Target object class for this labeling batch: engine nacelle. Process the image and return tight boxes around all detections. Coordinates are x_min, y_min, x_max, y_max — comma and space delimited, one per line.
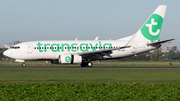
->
51, 54, 82, 64
72, 54, 82, 64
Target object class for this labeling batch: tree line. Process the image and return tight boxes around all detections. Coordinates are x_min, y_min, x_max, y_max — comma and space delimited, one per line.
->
0, 48, 6, 59
119, 48, 180, 61
151, 48, 180, 61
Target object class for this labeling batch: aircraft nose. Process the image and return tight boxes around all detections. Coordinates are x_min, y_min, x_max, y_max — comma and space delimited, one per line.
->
3, 50, 11, 57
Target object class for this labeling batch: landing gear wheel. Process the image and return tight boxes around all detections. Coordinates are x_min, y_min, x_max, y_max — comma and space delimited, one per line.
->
81, 62, 87, 67
22, 63, 26, 67
87, 62, 93, 67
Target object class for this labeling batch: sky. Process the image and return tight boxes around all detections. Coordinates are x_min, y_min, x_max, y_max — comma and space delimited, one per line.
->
0, 0, 180, 49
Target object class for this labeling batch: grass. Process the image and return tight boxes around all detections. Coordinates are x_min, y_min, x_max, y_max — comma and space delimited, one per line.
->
1, 60, 180, 67
0, 60, 79, 67
1, 60, 180, 100
0, 60, 180, 84
95, 60, 180, 67
0, 69, 180, 85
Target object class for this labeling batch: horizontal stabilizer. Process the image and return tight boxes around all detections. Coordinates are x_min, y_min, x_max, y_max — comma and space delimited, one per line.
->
147, 39, 175, 46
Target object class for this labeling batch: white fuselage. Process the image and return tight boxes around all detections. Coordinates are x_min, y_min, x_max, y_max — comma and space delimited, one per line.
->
4, 40, 158, 61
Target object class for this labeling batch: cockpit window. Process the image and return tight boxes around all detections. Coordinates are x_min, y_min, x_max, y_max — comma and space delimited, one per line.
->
11, 46, 20, 49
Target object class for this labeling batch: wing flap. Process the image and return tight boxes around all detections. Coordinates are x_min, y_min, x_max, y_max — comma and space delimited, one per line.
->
78, 46, 130, 60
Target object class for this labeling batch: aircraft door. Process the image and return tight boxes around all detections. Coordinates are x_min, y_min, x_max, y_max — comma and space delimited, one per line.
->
131, 44, 137, 53
27, 44, 33, 54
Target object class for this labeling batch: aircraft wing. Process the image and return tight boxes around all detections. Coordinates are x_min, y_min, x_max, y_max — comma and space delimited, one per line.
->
78, 34, 136, 60
78, 46, 130, 60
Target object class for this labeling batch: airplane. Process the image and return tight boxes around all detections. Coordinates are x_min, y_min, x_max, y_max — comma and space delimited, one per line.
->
3, 5, 174, 67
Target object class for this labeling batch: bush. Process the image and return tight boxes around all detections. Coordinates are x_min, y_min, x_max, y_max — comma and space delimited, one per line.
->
0, 83, 179, 100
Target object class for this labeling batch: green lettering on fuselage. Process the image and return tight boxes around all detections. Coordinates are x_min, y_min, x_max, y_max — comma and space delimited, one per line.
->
51, 44, 60, 52
61, 43, 70, 52
80, 43, 88, 52
44, 44, 50, 52
89, 43, 98, 51
103, 43, 112, 49
71, 43, 78, 52
37, 42, 43, 52
36, 41, 112, 52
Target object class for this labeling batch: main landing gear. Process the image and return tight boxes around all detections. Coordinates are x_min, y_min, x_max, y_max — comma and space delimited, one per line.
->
81, 61, 93, 67
22, 62, 26, 67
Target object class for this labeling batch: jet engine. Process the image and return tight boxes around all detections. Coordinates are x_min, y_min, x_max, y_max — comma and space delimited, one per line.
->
51, 54, 82, 64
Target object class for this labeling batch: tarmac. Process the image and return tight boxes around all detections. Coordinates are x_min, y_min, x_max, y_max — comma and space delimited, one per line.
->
0, 67, 180, 69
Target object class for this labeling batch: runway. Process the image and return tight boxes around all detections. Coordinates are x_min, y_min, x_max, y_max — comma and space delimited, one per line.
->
0, 67, 180, 69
